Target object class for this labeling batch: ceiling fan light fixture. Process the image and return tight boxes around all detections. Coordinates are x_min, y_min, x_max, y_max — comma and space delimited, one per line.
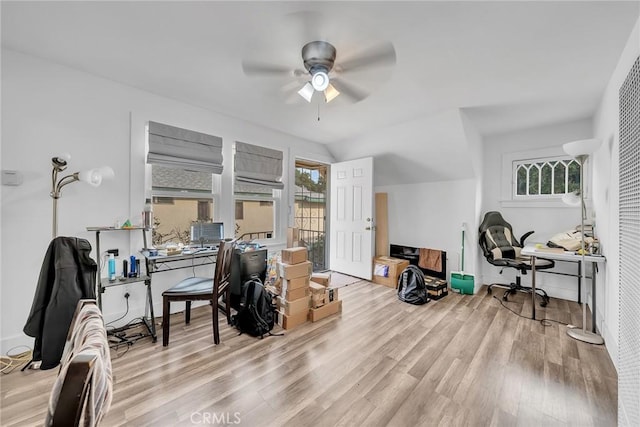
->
324, 83, 340, 103
297, 82, 314, 102
311, 71, 330, 91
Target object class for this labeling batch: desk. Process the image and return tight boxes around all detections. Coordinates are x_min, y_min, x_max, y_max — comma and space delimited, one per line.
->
144, 247, 267, 311
522, 244, 606, 332
143, 249, 218, 273
88, 226, 157, 342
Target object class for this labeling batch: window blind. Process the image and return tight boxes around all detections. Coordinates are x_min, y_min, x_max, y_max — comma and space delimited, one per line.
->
234, 141, 284, 190
147, 121, 223, 174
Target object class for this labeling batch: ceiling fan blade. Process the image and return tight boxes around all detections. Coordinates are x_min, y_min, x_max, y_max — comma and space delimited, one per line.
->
242, 60, 293, 77
338, 41, 396, 73
330, 78, 369, 102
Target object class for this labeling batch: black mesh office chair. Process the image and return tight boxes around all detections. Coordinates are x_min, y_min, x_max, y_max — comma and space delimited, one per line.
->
478, 211, 553, 307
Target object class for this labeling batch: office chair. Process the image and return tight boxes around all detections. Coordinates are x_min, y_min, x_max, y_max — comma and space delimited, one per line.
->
162, 239, 236, 347
478, 211, 553, 307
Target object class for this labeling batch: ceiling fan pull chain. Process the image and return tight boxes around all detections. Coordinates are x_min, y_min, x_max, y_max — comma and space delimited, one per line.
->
317, 103, 321, 121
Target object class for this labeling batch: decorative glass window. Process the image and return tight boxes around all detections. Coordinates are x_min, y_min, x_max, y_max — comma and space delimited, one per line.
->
513, 157, 581, 197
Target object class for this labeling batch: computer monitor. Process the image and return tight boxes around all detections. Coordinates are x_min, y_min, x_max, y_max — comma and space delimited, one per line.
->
190, 221, 224, 247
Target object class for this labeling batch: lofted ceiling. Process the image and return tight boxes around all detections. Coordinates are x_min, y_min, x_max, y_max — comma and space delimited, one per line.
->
2, 1, 638, 185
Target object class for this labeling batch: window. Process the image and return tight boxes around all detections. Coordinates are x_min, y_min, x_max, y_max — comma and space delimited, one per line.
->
146, 121, 224, 246
233, 141, 283, 241
151, 165, 216, 246
234, 184, 276, 241
513, 157, 581, 197
501, 145, 589, 208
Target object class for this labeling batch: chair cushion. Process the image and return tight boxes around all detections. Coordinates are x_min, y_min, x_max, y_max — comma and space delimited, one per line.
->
491, 245, 521, 260
519, 257, 554, 269
163, 277, 213, 295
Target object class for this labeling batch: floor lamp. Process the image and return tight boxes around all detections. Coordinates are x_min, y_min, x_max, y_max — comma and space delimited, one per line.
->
562, 138, 604, 345
50, 154, 114, 238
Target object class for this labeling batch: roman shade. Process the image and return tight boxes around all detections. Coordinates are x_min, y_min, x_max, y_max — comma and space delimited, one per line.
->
234, 141, 284, 190
147, 121, 223, 174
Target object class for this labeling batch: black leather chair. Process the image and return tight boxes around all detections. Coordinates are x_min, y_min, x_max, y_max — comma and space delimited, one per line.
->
162, 239, 236, 346
478, 211, 553, 307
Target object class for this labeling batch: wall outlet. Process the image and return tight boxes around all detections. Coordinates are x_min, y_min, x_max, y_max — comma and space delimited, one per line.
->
107, 248, 119, 257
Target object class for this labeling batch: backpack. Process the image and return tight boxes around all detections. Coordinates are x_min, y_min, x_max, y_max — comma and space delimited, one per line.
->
397, 265, 430, 305
231, 277, 279, 338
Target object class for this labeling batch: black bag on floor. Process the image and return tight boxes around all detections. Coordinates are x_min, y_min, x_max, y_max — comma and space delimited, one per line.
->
398, 265, 430, 305
231, 278, 279, 338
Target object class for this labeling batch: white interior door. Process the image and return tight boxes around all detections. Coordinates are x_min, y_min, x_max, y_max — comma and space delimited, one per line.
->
329, 157, 374, 280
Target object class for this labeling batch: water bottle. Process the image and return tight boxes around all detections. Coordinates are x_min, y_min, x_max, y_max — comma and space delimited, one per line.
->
129, 255, 137, 277
108, 254, 116, 282
143, 198, 153, 230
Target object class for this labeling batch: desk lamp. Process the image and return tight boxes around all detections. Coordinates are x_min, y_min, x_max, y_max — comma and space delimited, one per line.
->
562, 138, 603, 345
50, 154, 114, 238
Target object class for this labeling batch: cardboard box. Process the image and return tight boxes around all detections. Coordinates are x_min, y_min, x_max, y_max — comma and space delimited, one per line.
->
372, 256, 410, 288
309, 282, 326, 307
283, 286, 310, 301
277, 308, 308, 330
277, 261, 313, 280
287, 227, 301, 248
309, 281, 326, 295
424, 275, 448, 300
277, 295, 311, 316
281, 275, 310, 292
310, 272, 331, 287
311, 294, 325, 308
309, 299, 342, 322
325, 287, 339, 303
281, 247, 308, 265
311, 286, 340, 308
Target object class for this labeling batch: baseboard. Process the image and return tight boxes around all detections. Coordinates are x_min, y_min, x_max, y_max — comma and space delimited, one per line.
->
601, 319, 618, 373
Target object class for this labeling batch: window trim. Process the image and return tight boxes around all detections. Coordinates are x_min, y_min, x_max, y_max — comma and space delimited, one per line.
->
500, 146, 593, 208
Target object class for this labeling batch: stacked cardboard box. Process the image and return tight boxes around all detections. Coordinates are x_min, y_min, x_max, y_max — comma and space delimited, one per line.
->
276, 247, 312, 330
372, 256, 410, 288
309, 273, 342, 322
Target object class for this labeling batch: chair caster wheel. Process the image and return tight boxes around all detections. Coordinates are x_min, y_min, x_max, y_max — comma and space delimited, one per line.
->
502, 295, 509, 301
540, 301, 548, 307
509, 289, 517, 295
487, 288, 492, 295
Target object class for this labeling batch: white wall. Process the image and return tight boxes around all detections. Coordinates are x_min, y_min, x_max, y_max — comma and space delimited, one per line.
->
0, 49, 333, 352
376, 179, 478, 284
592, 16, 640, 375
481, 118, 595, 301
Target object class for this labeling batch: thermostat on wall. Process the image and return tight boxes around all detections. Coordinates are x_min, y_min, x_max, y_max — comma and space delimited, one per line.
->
1, 170, 23, 186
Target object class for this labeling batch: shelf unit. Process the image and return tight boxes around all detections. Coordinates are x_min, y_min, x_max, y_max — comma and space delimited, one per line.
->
86, 226, 157, 342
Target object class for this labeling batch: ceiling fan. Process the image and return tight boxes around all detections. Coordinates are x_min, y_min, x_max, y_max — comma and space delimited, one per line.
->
242, 39, 396, 104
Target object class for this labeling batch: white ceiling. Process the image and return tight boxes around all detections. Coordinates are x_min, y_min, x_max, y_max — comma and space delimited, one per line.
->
2, 1, 638, 184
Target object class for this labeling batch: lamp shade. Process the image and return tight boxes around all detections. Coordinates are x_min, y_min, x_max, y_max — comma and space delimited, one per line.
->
77, 168, 104, 187
324, 83, 340, 103
98, 166, 115, 180
298, 82, 314, 103
562, 138, 602, 157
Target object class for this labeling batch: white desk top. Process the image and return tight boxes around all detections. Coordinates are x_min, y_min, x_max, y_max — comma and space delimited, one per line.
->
521, 243, 606, 263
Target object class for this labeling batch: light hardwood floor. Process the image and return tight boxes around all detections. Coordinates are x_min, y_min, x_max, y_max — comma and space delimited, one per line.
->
0, 282, 617, 426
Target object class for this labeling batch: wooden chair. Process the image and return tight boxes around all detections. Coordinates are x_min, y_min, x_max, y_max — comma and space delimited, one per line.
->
46, 299, 112, 426
162, 239, 236, 347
